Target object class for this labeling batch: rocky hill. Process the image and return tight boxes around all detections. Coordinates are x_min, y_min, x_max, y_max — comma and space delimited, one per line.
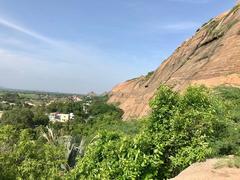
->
108, 4, 240, 120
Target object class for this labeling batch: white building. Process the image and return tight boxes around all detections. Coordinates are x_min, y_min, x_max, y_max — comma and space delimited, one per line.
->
25, 101, 36, 107
71, 96, 82, 102
49, 112, 74, 123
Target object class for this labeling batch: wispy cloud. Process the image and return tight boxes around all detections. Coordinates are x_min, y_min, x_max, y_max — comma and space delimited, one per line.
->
168, 0, 211, 3
0, 16, 145, 93
0, 16, 112, 65
161, 22, 200, 31
0, 16, 92, 64
146, 21, 201, 34
0, 17, 55, 45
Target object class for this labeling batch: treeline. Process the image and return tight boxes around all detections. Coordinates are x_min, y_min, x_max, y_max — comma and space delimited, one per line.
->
0, 86, 240, 179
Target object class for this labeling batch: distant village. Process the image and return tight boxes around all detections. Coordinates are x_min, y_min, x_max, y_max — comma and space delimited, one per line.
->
0, 92, 94, 123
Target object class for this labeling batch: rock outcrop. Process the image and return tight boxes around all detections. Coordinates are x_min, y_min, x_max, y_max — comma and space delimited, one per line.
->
108, 4, 240, 120
171, 157, 240, 180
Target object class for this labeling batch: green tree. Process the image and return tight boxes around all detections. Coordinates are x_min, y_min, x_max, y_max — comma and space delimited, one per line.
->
0, 125, 66, 179
0, 125, 19, 179
33, 110, 49, 126
1, 108, 34, 128
70, 85, 226, 179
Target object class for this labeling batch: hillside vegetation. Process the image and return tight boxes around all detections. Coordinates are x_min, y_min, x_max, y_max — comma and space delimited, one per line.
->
0, 85, 240, 179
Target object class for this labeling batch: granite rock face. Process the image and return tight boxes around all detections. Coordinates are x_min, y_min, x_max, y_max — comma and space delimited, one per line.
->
108, 5, 240, 120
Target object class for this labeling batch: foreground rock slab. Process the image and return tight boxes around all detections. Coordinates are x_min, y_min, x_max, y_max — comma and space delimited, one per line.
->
171, 158, 240, 180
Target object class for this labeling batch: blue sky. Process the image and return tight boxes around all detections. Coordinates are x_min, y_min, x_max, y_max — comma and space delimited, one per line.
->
0, 0, 236, 93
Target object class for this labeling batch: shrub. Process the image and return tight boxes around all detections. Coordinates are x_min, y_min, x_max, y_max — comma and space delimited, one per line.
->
0, 125, 66, 179
70, 85, 225, 179
1, 108, 35, 128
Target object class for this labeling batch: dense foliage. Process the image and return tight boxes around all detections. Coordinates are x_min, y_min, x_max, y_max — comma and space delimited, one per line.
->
70, 86, 229, 179
0, 86, 240, 179
0, 125, 66, 179
211, 86, 240, 156
0, 93, 127, 179
1, 108, 49, 128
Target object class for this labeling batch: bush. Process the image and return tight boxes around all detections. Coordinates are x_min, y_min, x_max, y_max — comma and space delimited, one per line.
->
1, 108, 35, 128
69, 85, 226, 179
0, 125, 66, 179
211, 86, 240, 155
1, 108, 50, 128
2, 86, 240, 179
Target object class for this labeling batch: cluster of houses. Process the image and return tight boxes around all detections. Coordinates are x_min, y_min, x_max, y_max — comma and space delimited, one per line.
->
0, 93, 93, 124
1, 100, 36, 107
70, 95, 82, 102
49, 112, 74, 123
1, 101, 16, 106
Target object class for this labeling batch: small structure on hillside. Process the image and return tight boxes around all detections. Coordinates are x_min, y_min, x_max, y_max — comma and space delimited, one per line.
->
49, 112, 74, 123
71, 96, 82, 102
0, 111, 3, 119
24, 101, 36, 107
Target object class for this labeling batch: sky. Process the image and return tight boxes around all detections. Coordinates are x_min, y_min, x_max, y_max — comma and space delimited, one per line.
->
0, 0, 237, 94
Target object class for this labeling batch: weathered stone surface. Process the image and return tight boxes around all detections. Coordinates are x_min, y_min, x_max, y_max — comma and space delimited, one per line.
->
108, 5, 240, 120
171, 157, 240, 180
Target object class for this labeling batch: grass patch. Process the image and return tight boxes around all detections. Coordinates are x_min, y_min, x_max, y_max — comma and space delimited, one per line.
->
238, 30, 240, 35
200, 4, 239, 46
228, 4, 240, 16
207, 19, 238, 41
215, 86, 240, 101
18, 93, 39, 99
145, 71, 154, 80
214, 156, 240, 169
215, 86, 240, 123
